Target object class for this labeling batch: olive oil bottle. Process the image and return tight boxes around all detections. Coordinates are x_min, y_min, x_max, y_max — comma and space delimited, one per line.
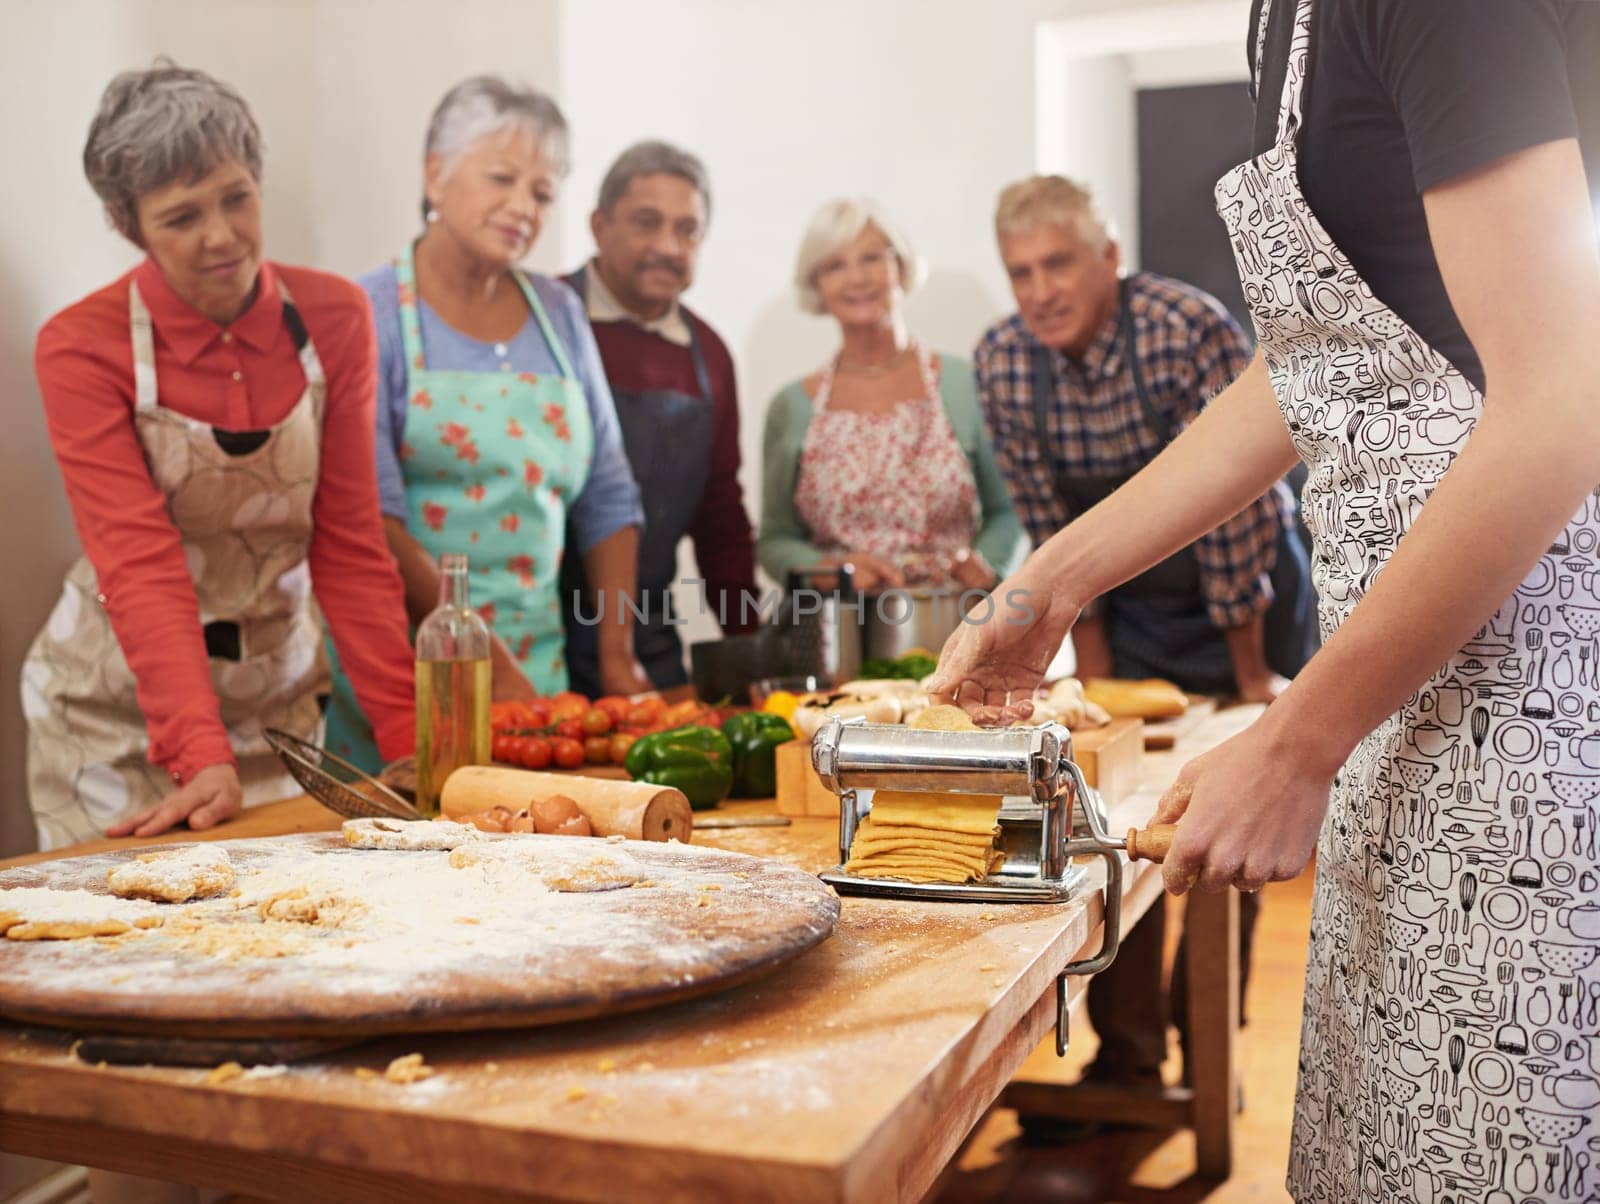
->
415, 553, 491, 816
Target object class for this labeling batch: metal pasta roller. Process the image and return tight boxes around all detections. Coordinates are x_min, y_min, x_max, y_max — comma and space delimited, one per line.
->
812, 718, 1173, 1054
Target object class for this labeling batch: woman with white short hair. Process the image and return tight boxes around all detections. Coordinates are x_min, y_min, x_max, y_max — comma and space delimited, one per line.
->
759, 197, 1023, 595
24, 60, 415, 851
322, 76, 647, 769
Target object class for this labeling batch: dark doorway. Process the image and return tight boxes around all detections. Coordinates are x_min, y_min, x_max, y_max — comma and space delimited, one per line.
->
1136, 80, 1256, 332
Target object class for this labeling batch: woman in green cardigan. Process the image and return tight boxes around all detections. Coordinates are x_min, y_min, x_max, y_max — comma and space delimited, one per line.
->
760, 198, 1025, 595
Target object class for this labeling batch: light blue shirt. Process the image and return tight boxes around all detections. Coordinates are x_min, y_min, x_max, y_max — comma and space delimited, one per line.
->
361, 263, 643, 552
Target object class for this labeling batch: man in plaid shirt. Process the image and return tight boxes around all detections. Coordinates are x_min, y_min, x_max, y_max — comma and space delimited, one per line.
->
975, 176, 1315, 1109
977, 176, 1312, 702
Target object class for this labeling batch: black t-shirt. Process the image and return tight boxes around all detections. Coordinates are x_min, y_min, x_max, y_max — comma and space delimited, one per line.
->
1247, 0, 1597, 392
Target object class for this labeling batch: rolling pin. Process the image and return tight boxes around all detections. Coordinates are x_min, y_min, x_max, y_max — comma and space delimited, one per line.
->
1123, 824, 1177, 863
440, 766, 693, 843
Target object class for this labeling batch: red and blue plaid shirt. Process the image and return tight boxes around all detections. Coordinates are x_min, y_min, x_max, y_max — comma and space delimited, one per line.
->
974, 271, 1293, 629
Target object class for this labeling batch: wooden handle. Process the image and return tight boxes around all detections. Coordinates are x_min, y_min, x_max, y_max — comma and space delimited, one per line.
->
1124, 824, 1176, 863
440, 766, 693, 842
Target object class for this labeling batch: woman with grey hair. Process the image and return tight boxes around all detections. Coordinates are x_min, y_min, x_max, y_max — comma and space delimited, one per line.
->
322, 75, 647, 768
759, 197, 1025, 595
23, 61, 415, 851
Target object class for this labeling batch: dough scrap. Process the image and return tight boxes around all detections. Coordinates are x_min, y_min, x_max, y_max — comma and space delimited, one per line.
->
908, 705, 980, 732
255, 887, 364, 926
385, 1053, 434, 1084
449, 837, 641, 892
107, 845, 235, 903
0, 887, 164, 940
342, 818, 479, 851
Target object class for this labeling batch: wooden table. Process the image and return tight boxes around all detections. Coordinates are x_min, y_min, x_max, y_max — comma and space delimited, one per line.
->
0, 707, 1257, 1202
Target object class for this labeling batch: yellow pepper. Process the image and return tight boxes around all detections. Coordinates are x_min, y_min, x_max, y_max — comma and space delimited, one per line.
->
761, 690, 800, 727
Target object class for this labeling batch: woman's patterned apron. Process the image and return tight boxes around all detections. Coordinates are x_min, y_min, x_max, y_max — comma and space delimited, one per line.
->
323, 245, 593, 769
23, 280, 328, 851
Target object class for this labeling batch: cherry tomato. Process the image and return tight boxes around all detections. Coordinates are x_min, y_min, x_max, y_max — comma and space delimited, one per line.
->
583, 735, 611, 764
524, 703, 550, 729
551, 690, 588, 710
492, 734, 515, 762
518, 737, 553, 770
625, 697, 665, 727
608, 733, 637, 764
549, 697, 588, 723
554, 718, 585, 742
580, 708, 613, 736
662, 699, 707, 728
593, 695, 632, 724
550, 737, 585, 769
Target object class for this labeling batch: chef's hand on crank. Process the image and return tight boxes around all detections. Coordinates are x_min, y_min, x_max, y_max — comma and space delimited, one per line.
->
1152, 712, 1333, 895
106, 763, 245, 839
925, 561, 1081, 726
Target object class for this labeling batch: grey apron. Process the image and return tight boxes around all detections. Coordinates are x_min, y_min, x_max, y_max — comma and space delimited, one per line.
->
561, 265, 714, 694
1029, 277, 1314, 691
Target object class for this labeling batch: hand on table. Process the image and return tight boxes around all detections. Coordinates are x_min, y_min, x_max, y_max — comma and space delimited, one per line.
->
1151, 713, 1332, 895
489, 638, 539, 702
599, 649, 653, 697
924, 561, 1080, 726
106, 762, 243, 839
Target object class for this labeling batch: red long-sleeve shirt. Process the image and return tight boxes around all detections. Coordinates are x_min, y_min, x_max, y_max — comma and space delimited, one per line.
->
34, 257, 415, 782
580, 308, 759, 635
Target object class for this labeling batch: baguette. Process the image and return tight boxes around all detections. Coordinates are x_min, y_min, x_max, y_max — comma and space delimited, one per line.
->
1082, 677, 1189, 720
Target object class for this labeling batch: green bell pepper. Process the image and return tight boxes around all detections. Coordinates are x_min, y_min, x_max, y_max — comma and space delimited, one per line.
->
624, 725, 733, 809
721, 711, 796, 798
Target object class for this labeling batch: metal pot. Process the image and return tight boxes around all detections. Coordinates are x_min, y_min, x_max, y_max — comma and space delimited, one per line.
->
853, 587, 985, 673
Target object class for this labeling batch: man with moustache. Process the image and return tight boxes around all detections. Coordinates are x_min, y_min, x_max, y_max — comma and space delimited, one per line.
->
562, 142, 758, 695
974, 175, 1314, 1111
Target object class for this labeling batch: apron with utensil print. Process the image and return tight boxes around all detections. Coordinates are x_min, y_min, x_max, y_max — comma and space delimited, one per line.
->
1219, 1, 1600, 1199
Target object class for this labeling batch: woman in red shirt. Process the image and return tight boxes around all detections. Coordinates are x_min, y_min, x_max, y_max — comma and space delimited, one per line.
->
23, 62, 414, 850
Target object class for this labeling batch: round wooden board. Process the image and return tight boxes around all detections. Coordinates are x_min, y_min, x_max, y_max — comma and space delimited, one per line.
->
0, 834, 838, 1039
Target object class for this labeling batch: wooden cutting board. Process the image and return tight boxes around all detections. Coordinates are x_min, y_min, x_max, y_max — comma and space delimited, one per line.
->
1141, 696, 1218, 750
0, 833, 838, 1041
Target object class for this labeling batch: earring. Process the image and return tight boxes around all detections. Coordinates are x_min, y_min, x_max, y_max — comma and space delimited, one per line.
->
426, 207, 439, 223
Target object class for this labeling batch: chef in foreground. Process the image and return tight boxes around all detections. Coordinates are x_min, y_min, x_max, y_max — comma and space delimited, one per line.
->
929, 0, 1600, 1197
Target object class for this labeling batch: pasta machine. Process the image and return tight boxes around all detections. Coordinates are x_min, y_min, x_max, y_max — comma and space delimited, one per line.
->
812, 718, 1172, 1053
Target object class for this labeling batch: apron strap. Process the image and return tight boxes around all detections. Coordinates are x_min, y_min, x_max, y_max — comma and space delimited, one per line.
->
1273, 0, 1314, 148
273, 278, 327, 400
1119, 278, 1170, 443
684, 318, 713, 402
393, 243, 430, 373
128, 283, 159, 412
512, 269, 579, 381
1249, 0, 1274, 99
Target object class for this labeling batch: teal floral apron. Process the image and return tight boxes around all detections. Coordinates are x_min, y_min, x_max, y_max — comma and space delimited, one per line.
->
325, 245, 593, 768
